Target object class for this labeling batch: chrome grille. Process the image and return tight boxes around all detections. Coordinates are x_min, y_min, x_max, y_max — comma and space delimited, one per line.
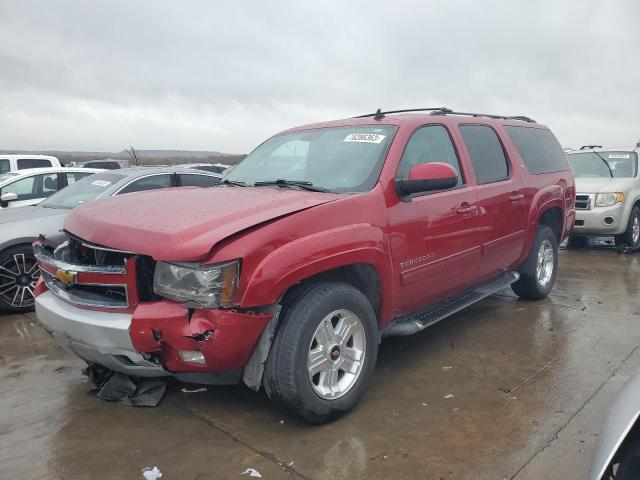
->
575, 194, 592, 210
41, 271, 129, 308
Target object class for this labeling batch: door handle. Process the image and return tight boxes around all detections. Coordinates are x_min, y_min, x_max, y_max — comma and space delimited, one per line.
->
456, 204, 478, 215
509, 193, 524, 202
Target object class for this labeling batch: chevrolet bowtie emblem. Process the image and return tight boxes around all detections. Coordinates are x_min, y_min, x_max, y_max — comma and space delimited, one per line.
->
55, 269, 76, 286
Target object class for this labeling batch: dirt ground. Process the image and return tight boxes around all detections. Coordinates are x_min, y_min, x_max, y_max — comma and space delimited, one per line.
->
1, 244, 639, 480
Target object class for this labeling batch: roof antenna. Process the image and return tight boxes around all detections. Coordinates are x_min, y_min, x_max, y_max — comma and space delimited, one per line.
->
373, 108, 384, 120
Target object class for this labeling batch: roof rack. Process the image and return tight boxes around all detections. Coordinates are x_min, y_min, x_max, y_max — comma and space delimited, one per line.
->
579, 145, 603, 150
354, 107, 451, 120
354, 107, 536, 123
429, 110, 536, 123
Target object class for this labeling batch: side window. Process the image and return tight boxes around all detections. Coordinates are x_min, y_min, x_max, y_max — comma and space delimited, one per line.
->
178, 174, 220, 187
118, 174, 172, 194
505, 126, 569, 175
397, 125, 463, 185
459, 125, 510, 184
0, 160, 9, 174
39, 173, 60, 197
17, 158, 52, 169
65, 172, 94, 184
1, 176, 37, 200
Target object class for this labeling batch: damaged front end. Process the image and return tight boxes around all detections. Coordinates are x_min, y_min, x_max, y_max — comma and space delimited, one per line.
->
33, 235, 272, 386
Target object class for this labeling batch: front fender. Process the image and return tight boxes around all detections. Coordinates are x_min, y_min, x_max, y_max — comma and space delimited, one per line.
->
591, 372, 640, 480
240, 223, 394, 324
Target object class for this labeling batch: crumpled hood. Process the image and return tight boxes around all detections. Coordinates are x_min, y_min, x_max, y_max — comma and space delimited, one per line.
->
64, 186, 341, 261
575, 177, 636, 194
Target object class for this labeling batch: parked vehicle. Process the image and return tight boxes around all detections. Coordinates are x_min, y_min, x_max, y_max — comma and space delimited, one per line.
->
0, 167, 221, 313
591, 372, 640, 479
566, 146, 640, 249
180, 162, 231, 174
0, 154, 61, 173
66, 159, 124, 169
0, 167, 102, 209
33, 108, 575, 422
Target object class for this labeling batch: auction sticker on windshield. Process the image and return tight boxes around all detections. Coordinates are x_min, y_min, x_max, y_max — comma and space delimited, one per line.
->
91, 180, 112, 187
343, 133, 386, 143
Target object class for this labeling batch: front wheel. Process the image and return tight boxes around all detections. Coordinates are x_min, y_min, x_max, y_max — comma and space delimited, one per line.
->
615, 206, 640, 251
263, 282, 378, 423
512, 226, 558, 300
0, 245, 40, 313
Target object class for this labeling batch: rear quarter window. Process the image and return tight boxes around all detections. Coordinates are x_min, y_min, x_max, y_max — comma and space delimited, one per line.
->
17, 158, 53, 169
505, 126, 569, 175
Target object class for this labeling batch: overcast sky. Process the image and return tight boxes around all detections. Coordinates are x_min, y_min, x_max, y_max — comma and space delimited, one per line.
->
0, 1, 638, 153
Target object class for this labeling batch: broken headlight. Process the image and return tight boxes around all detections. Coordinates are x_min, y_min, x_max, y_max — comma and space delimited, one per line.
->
153, 260, 239, 308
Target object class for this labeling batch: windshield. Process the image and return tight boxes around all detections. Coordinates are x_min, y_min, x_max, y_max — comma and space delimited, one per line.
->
568, 151, 638, 178
225, 125, 397, 193
41, 172, 125, 209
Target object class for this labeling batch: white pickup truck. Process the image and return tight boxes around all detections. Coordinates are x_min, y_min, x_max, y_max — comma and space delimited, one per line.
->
566, 146, 640, 249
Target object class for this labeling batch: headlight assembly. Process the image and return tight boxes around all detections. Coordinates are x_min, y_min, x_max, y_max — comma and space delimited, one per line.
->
594, 192, 624, 207
153, 260, 239, 308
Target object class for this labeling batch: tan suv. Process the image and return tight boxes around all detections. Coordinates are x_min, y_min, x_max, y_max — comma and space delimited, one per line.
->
566, 146, 640, 250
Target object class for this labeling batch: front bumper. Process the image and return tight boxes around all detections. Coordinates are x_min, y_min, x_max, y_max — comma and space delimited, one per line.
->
573, 202, 626, 236
35, 290, 272, 381
36, 290, 165, 376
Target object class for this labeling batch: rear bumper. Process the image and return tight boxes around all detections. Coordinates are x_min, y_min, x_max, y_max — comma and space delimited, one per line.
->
35, 290, 272, 381
36, 290, 165, 376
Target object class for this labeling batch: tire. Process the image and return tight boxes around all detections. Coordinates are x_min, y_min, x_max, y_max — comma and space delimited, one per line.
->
511, 226, 558, 300
566, 235, 588, 249
0, 245, 40, 313
615, 206, 640, 250
263, 281, 378, 424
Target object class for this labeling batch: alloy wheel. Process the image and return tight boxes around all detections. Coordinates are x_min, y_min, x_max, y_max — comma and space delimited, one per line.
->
536, 239, 554, 288
0, 253, 40, 309
307, 309, 366, 400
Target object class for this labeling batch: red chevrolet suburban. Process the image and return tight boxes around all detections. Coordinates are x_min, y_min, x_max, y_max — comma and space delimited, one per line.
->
34, 108, 575, 423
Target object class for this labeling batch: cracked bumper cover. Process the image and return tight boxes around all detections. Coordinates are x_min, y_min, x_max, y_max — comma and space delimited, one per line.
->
35, 290, 272, 381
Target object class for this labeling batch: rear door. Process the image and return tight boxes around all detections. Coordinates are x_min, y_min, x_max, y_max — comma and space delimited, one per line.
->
458, 124, 527, 279
387, 124, 481, 313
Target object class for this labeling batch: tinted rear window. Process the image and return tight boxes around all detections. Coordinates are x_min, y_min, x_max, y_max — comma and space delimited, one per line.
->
0, 159, 8, 174
17, 158, 53, 169
459, 125, 510, 184
505, 126, 568, 175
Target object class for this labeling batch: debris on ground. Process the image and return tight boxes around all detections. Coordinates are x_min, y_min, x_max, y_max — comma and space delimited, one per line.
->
241, 468, 262, 477
142, 466, 163, 480
444, 394, 455, 399
84, 364, 167, 407
442, 366, 452, 370
181, 386, 207, 394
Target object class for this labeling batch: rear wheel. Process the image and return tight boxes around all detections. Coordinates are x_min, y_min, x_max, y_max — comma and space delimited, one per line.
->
0, 245, 40, 313
263, 282, 378, 423
615, 206, 640, 250
512, 226, 558, 300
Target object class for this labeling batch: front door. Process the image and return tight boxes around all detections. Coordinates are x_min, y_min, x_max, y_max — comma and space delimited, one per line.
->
387, 124, 481, 315
458, 124, 527, 279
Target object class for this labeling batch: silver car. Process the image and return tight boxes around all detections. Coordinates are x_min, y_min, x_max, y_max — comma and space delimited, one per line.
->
0, 167, 221, 313
591, 372, 640, 479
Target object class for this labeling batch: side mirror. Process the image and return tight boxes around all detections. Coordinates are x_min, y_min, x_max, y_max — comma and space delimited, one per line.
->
0, 192, 18, 207
395, 162, 459, 199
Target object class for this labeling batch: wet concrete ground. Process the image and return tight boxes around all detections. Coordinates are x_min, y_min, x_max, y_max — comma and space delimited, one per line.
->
1, 245, 639, 480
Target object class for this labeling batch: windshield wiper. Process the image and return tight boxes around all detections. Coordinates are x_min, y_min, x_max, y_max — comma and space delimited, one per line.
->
592, 151, 614, 178
253, 179, 329, 192
220, 179, 248, 187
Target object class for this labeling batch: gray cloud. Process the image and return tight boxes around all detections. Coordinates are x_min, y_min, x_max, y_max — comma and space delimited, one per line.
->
0, 0, 638, 152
